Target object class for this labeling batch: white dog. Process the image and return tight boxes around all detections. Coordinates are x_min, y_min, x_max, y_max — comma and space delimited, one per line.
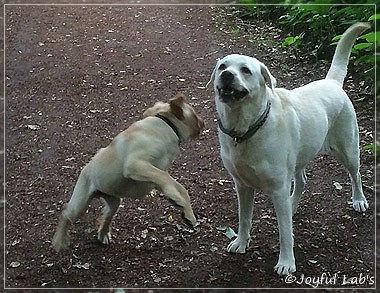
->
210, 22, 370, 275
53, 94, 204, 252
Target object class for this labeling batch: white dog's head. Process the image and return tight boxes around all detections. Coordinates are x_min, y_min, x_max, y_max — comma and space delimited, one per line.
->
209, 54, 276, 103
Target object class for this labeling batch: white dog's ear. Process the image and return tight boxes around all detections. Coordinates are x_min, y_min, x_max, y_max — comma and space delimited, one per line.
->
260, 64, 277, 89
169, 93, 185, 119
205, 66, 216, 88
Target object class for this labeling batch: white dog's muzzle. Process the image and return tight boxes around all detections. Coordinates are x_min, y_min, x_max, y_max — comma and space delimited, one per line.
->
217, 70, 248, 103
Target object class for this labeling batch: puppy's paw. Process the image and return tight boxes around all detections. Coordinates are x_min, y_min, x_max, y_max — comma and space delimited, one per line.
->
274, 260, 296, 276
227, 237, 249, 254
181, 212, 198, 228
52, 232, 70, 252
352, 198, 369, 212
98, 230, 112, 245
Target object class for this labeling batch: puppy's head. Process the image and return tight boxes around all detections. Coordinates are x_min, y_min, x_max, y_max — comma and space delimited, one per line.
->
211, 54, 276, 103
143, 94, 204, 140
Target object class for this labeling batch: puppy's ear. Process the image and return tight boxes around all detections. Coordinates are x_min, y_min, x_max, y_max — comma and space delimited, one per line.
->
260, 64, 277, 90
143, 101, 168, 117
169, 94, 185, 119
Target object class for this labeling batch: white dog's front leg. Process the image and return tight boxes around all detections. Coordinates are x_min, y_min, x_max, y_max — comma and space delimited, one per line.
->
227, 181, 255, 254
271, 191, 296, 276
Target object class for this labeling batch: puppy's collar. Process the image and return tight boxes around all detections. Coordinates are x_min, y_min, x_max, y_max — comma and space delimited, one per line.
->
156, 114, 181, 142
217, 101, 271, 144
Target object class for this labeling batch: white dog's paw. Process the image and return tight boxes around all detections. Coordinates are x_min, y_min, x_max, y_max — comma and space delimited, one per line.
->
274, 260, 296, 276
352, 198, 368, 212
227, 237, 249, 254
98, 230, 112, 245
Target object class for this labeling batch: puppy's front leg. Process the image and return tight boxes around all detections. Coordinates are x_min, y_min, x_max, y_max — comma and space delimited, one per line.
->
227, 181, 255, 254
271, 189, 296, 276
124, 161, 197, 227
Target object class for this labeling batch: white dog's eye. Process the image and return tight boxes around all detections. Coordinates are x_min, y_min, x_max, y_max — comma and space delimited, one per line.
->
241, 67, 252, 75
218, 64, 227, 71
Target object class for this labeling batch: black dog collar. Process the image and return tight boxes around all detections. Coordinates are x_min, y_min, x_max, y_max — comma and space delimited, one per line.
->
156, 114, 180, 142
217, 101, 271, 144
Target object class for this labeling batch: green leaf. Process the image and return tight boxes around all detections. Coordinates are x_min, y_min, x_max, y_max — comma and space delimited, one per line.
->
363, 144, 380, 155
354, 43, 373, 51
225, 227, 237, 239
331, 35, 342, 42
358, 32, 375, 43
368, 14, 380, 21
354, 55, 375, 66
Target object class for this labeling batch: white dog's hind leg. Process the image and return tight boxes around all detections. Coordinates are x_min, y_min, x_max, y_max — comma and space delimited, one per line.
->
291, 169, 307, 215
227, 182, 254, 254
336, 145, 369, 212
329, 113, 368, 212
350, 172, 368, 212
97, 195, 121, 245
271, 188, 296, 276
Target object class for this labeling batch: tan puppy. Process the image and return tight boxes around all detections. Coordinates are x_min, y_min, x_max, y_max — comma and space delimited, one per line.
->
53, 94, 204, 252
210, 23, 370, 275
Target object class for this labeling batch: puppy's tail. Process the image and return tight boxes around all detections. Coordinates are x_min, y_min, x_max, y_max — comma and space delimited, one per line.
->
325, 22, 370, 87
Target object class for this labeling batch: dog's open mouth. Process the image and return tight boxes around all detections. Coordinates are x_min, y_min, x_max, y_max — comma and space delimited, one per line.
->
218, 86, 248, 102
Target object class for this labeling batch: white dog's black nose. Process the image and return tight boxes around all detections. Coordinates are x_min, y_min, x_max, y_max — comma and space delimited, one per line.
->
221, 70, 234, 85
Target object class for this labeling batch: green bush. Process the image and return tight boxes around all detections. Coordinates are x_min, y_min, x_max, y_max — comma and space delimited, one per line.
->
236, 1, 377, 155
235, 1, 376, 87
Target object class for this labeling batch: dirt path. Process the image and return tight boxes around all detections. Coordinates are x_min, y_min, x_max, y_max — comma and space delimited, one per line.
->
4, 4, 375, 290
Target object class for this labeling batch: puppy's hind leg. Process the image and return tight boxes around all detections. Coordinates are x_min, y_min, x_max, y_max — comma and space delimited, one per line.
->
52, 169, 95, 252
97, 195, 121, 245
291, 169, 307, 215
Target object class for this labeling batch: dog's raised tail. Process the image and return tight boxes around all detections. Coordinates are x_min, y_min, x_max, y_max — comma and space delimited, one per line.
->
326, 22, 370, 86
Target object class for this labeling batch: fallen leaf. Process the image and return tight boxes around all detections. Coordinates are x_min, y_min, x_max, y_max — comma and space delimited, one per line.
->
26, 124, 40, 131
89, 109, 102, 113
141, 229, 148, 239
149, 189, 158, 197
10, 261, 20, 268
73, 262, 90, 270
333, 181, 343, 190
11, 239, 20, 246
210, 245, 218, 252
164, 236, 174, 241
